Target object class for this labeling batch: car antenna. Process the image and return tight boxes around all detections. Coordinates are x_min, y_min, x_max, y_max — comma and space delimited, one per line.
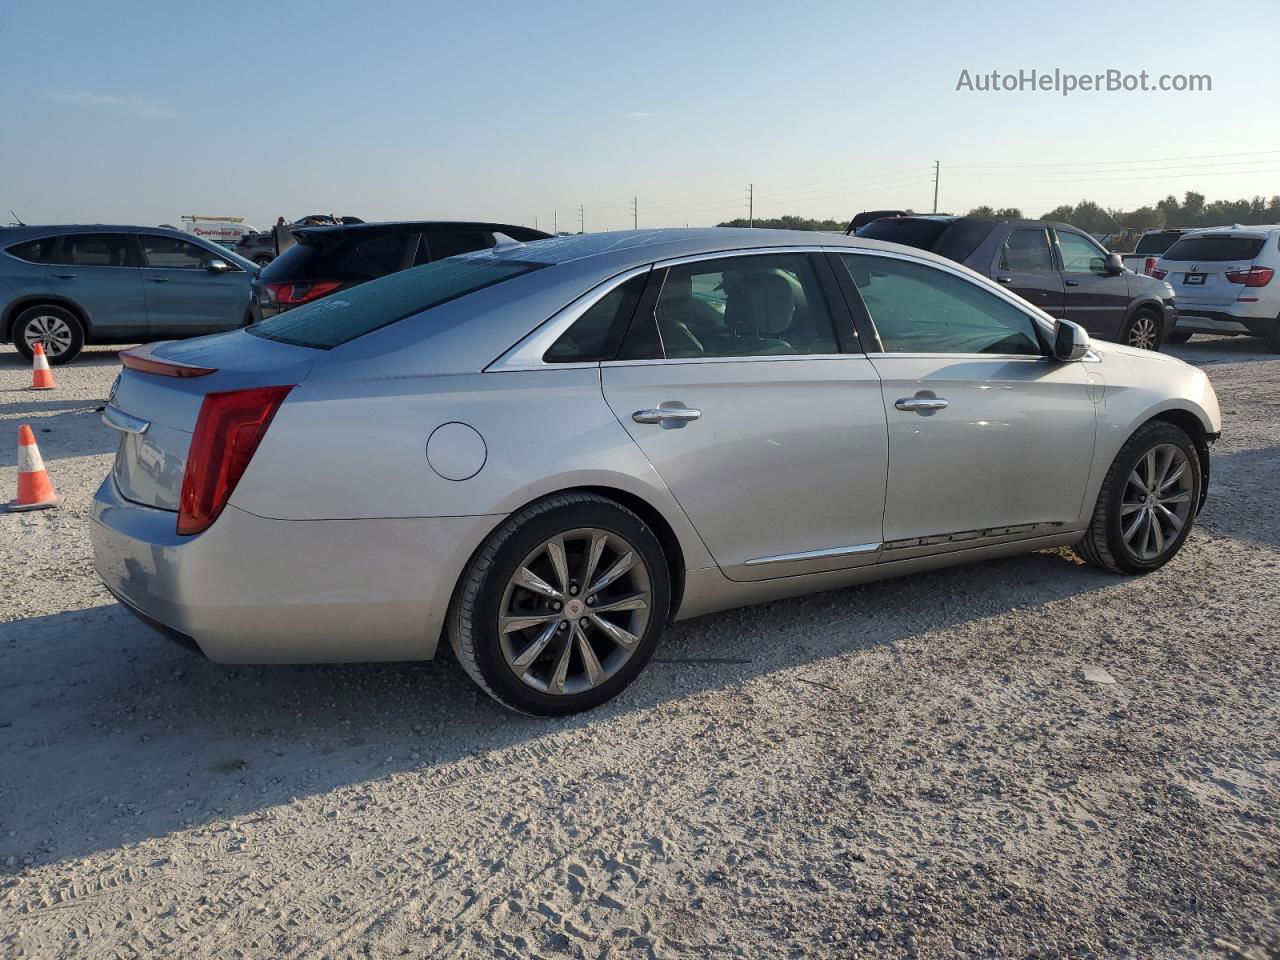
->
9, 210, 25, 226
491, 232, 525, 252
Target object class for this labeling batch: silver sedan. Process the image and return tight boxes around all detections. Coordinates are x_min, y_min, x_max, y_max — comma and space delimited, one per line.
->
92, 229, 1221, 714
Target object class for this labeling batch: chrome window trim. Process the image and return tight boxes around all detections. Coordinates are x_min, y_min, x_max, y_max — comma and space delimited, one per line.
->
602, 353, 859, 368
486, 264, 652, 372
744, 542, 880, 567
652, 245, 832, 269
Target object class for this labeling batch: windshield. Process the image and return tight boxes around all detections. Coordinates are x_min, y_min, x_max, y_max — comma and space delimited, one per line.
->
247, 256, 546, 349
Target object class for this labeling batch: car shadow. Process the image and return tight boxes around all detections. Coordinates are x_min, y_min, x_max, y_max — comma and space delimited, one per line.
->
0, 547, 1123, 869
1169, 335, 1277, 365
0, 344, 130, 373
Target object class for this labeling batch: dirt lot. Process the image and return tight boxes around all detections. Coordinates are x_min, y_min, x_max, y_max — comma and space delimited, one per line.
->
1, 339, 1277, 960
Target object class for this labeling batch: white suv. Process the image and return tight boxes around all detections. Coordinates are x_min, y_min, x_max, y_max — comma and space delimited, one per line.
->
1154, 226, 1280, 350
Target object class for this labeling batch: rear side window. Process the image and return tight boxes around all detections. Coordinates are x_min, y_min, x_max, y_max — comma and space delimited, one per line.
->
1000, 229, 1054, 271
5, 237, 59, 263
54, 233, 131, 267
932, 219, 996, 262
840, 253, 1042, 356
1162, 236, 1265, 261
427, 232, 495, 261
544, 272, 647, 362
247, 256, 546, 349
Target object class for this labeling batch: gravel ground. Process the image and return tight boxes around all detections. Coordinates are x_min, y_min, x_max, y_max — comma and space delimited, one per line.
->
1, 339, 1277, 960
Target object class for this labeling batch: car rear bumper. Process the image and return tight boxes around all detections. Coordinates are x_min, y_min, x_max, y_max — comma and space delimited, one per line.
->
1175, 308, 1278, 336
90, 474, 500, 663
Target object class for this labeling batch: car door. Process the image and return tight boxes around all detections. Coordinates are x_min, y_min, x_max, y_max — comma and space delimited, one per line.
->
833, 250, 1097, 556
1054, 228, 1130, 340
992, 227, 1066, 318
599, 250, 888, 582
137, 233, 249, 335
45, 232, 148, 338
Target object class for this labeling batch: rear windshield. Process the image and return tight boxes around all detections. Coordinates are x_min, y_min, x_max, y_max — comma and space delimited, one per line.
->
262, 230, 411, 281
1134, 232, 1182, 256
856, 219, 950, 250
855, 218, 994, 262
247, 257, 546, 349
1162, 236, 1265, 262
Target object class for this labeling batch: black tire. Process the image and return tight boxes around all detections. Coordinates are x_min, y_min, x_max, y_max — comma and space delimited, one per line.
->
1118, 309, 1164, 351
1165, 330, 1193, 345
11, 304, 85, 365
448, 496, 670, 716
1265, 323, 1280, 354
254, 256, 272, 268
448, 493, 672, 716
1075, 421, 1202, 574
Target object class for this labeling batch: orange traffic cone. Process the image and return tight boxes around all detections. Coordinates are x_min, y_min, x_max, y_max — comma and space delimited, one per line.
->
5, 425, 62, 512
31, 343, 57, 390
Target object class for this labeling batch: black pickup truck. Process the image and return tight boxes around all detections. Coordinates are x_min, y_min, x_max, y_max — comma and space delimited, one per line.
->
851, 215, 1178, 351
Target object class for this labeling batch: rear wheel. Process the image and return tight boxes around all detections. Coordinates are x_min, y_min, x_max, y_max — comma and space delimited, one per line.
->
12, 305, 85, 364
1265, 321, 1280, 354
448, 493, 671, 715
1119, 309, 1163, 351
1165, 330, 1193, 345
254, 256, 272, 268
1076, 421, 1202, 574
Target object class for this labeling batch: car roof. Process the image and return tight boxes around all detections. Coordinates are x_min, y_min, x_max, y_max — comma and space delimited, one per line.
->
292, 220, 551, 239
0, 224, 211, 241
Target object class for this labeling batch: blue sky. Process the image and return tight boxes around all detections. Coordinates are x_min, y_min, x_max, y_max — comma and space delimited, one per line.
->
1, 0, 1277, 230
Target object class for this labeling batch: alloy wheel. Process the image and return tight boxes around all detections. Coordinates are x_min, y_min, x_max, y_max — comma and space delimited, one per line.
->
1127, 315, 1159, 350
23, 315, 74, 358
498, 528, 652, 696
1120, 443, 1194, 561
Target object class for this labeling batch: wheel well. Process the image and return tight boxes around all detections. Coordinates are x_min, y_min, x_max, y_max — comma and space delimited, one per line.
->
1148, 409, 1212, 514
572, 486, 687, 620
4, 297, 89, 341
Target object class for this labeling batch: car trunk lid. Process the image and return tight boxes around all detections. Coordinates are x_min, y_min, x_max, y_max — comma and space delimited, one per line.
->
105, 330, 319, 511
1157, 234, 1266, 308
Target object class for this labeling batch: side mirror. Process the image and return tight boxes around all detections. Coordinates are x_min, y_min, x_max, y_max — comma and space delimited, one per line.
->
204, 258, 231, 274
1052, 319, 1091, 361
1104, 252, 1124, 276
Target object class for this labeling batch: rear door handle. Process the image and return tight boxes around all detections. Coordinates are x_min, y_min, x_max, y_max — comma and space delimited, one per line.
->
1065, 280, 1080, 286
145, 277, 170, 283
895, 396, 949, 413
995, 275, 1013, 284
632, 403, 701, 427
52, 273, 76, 280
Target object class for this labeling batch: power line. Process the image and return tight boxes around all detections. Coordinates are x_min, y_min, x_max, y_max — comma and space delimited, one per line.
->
948, 148, 1280, 171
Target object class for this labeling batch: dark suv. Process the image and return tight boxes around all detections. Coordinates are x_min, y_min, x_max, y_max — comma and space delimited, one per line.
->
234, 232, 277, 267
853, 216, 1178, 350
251, 221, 550, 320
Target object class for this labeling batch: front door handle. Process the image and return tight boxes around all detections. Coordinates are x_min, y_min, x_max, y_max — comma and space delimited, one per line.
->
52, 273, 76, 280
632, 403, 701, 427
1065, 279, 1080, 286
895, 395, 949, 413
995, 275, 1013, 284
145, 277, 170, 283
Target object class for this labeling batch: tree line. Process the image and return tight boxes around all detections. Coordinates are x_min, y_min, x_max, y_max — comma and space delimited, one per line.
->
716, 192, 1280, 236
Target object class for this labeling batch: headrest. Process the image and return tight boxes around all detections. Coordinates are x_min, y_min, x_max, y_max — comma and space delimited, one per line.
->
724, 272, 794, 334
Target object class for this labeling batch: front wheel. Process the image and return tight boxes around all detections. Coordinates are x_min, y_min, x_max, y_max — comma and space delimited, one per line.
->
1075, 421, 1202, 574
448, 493, 671, 715
12, 305, 85, 365
1119, 310, 1164, 351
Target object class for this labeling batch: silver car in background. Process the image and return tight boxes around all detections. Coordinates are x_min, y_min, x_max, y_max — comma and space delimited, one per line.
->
91, 229, 1221, 715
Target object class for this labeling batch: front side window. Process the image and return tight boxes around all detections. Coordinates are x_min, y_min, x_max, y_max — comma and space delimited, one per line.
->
1056, 231, 1108, 274
54, 233, 131, 267
544, 272, 647, 362
618, 253, 839, 360
840, 253, 1042, 356
1000, 229, 1054, 271
141, 234, 220, 269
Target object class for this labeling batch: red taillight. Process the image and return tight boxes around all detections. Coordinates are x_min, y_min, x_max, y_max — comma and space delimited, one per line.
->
1143, 256, 1157, 276
1150, 267, 1168, 280
263, 280, 342, 305
177, 385, 293, 535
1225, 266, 1274, 287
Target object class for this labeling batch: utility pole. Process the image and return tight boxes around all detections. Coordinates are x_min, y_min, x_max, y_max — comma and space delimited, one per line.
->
932, 160, 940, 214
534, 216, 538, 231
577, 204, 584, 234
747, 183, 754, 227
552, 210, 557, 234
631, 196, 637, 230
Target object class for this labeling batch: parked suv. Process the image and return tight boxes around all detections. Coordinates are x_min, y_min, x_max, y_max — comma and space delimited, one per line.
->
1152, 226, 1280, 349
1, 225, 258, 364
251, 221, 550, 319
234, 232, 277, 267
1120, 228, 1194, 276
854, 216, 1177, 350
